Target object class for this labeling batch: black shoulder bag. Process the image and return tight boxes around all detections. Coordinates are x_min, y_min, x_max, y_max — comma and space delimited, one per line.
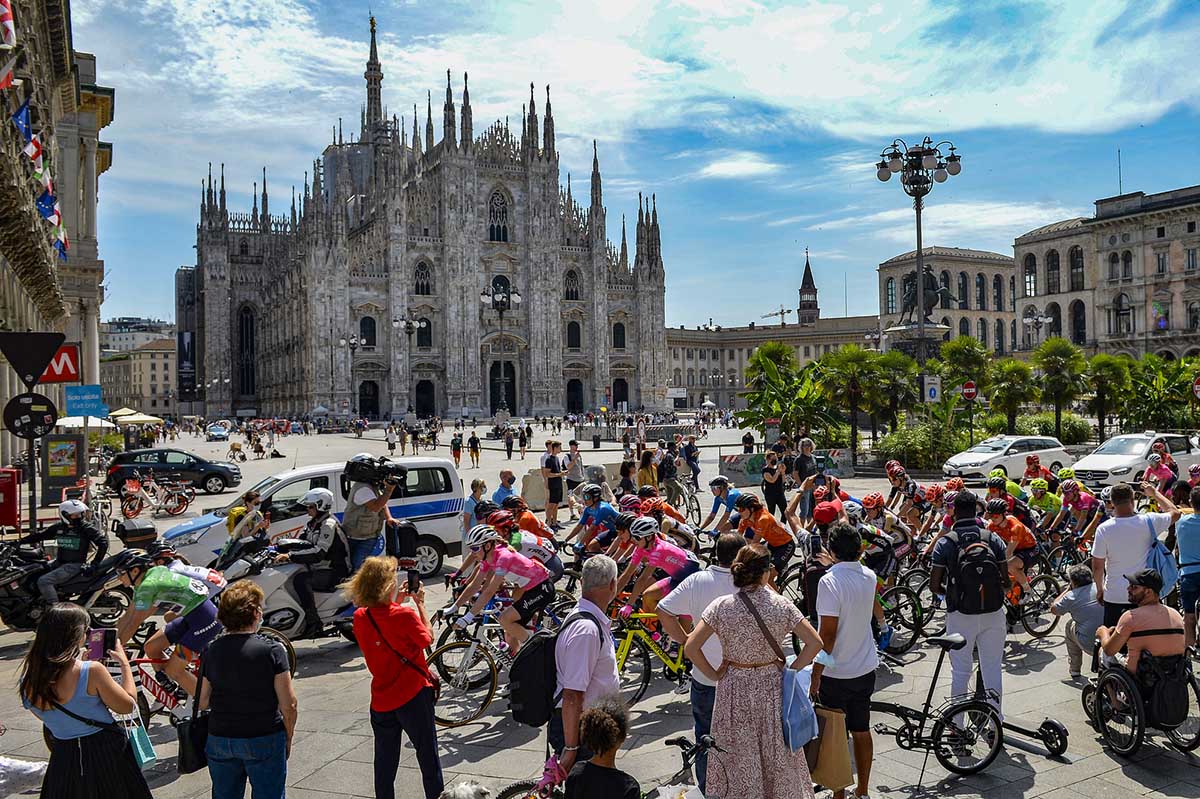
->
365, 608, 441, 701
176, 659, 209, 774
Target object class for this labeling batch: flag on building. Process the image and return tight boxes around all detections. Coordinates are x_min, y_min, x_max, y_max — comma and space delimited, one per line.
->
34, 161, 52, 192
35, 189, 55, 220
0, 0, 16, 47
53, 238, 67, 261
22, 132, 40, 161
49, 200, 61, 226
10, 96, 29, 141
53, 222, 69, 260
0, 47, 18, 90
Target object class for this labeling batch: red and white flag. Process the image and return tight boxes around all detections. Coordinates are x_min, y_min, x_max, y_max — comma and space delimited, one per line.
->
22, 132, 40, 161
0, 0, 15, 47
0, 47, 17, 90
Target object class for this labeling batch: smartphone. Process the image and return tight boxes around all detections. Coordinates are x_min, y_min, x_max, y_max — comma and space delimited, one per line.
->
394, 521, 420, 594
86, 628, 117, 661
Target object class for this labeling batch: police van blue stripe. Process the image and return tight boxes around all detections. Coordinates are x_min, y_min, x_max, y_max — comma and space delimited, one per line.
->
333, 496, 463, 522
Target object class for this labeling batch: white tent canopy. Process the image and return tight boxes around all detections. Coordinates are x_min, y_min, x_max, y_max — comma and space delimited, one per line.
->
57, 415, 117, 429
115, 413, 164, 425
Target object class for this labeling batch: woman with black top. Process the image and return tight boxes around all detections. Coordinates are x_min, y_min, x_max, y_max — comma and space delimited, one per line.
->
201, 581, 298, 799
616, 461, 637, 498
761, 450, 788, 519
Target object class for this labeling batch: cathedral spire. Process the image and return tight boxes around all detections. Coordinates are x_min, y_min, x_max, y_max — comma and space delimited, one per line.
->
566, 173, 572, 208
442, 68, 457, 151
619, 213, 628, 268
590, 140, 602, 210
460, 72, 472, 149
261, 167, 269, 223
206, 162, 214, 209
412, 105, 422, 158
542, 84, 555, 156
290, 185, 296, 229
425, 90, 434, 152
219, 163, 226, 215
526, 82, 539, 157
635, 191, 645, 267
364, 15, 384, 140
252, 180, 258, 224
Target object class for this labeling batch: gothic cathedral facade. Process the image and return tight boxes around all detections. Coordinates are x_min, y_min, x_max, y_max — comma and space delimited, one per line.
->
183, 19, 668, 420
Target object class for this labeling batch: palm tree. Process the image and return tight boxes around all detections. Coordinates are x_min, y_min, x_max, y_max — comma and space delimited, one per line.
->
988, 358, 1039, 434
817, 345, 879, 466
735, 359, 838, 442
1032, 337, 1087, 441
939, 336, 992, 392
872, 350, 920, 432
744, 340, 798, 389
1085, 354, 1132, 442
1124, 356, 1192, 431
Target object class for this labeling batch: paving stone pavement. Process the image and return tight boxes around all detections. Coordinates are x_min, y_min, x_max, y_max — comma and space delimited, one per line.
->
3, 426, 1199, 797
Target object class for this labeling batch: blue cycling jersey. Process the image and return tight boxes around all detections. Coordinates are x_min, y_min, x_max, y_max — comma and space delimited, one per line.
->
580, 502, 619, 532
711, 488, 742, 515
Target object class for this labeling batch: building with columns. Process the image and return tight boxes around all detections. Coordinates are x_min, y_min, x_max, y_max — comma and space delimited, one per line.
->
1015, 184, 1200, 358
0, 2, 112, 466
179, 18, 667, 420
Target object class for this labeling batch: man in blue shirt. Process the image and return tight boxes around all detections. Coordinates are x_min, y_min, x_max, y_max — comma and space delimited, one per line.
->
1177, 485, 1200, 651
492, 469, 517, 506
699, 476, 741, 533
564, 484, 620, 552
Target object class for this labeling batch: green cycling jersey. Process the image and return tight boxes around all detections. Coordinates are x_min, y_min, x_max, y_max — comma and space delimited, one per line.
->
133, 562, 226, 616
1027, 491, 1062, 518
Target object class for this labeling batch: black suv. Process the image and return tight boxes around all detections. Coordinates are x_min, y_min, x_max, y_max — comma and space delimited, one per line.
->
105, 448, 242, 494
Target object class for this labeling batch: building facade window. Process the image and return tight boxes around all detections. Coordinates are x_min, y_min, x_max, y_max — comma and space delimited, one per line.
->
1069, 301, 1086, 346
238, 306, 256, 395
564, 270, 580, 301
612, 322, 626, 350
978, 318, 988, 347
566, 320, 581, 349
957, 272, 969, 310
993, 274, 1003, 310
975, 274, 987, 310
1121, 250, 1133, 278
414, 262, 433, 295
487, 191, 509, 242
1156, 252, 1169, 274
1189, 302, 1200, 331
959, 318, 970, 337
995, 319, 1005, 354
1069, 246, 1085, 291
940, 271, 952, 309
1109, 252, 1120, 280
1023, 254, 1037, 297
884, 277, 896, 314
359, 316, 376, 347
1045, 250, 1060, 294
1011, 319, 1018, 351
416, 317, 433, 348
1112, 293, 1133, 336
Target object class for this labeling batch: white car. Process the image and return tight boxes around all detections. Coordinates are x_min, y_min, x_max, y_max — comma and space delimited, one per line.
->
1071, 431, 1200, 490
943, 435, 1073, 483
164, 456, 465, 576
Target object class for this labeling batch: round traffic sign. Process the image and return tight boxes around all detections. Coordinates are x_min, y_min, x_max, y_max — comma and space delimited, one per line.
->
961, 380, 978, 401
3, 392, 58, 440
1193, 375, 1200, 400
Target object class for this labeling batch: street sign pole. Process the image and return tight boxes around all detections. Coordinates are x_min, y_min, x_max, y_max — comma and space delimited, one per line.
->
26, 439, 34, 535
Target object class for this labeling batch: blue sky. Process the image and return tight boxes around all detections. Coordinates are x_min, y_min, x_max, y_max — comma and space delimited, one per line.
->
75, 0, 1200, 327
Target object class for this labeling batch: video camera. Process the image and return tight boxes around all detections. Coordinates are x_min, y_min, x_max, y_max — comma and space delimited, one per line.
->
344, 455, 408, 486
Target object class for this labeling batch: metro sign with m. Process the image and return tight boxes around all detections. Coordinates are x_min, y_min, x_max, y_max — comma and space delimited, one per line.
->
38, 343, 81, 384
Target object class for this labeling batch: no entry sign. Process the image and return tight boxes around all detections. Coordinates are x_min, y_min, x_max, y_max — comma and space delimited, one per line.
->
961, 380, 978, 401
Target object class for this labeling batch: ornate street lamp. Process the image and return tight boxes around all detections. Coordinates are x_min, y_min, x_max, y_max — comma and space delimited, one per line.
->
339, 335, 360, 414
1023, 313, 1054, 349
481, 280, 522, 413
876, 136, 962, 364
393, 315, 428, 412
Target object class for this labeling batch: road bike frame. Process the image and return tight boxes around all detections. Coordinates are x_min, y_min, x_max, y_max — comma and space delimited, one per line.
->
615, 612, 688, 680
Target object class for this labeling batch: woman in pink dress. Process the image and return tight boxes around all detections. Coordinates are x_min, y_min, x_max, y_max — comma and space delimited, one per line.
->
685, 543, 824, 799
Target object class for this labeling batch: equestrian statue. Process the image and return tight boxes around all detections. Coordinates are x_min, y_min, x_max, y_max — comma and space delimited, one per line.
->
899, 265, 957, 325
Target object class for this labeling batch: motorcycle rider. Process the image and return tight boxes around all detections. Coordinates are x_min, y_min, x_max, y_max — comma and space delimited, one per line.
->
344, 453, 401, 571
19, 499, 107, 604
272, 488, 351, 638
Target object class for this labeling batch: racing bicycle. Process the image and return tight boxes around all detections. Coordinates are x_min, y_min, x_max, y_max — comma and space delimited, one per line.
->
614, 611, 691, 705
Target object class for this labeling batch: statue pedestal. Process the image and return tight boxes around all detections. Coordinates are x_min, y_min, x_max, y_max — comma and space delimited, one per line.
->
885, 323, 951, 359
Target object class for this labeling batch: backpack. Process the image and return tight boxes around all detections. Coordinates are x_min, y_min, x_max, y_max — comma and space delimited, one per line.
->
1132, 630, 1189, 728
945, 528, 1006, 615
508, 611, 603, 727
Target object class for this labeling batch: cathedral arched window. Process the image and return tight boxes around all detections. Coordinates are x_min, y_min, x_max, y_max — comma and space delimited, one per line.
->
416, 317, 433, 348
884, 278, 896, 314
414, 262, 433, 295
566, 320, 581, 350
237, 306, 256, 395
612, 322, 626, 350
359, 316, 376, 348
239, 239, 249, 256
488, 191, 509, 242
564, 270, 580, 301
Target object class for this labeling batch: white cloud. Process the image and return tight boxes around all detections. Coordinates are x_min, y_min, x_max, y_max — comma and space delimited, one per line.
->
765, 212, 822, 227
695, 151, 780, 179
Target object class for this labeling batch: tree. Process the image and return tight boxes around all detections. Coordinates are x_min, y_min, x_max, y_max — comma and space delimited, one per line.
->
1032, 337, 1087, 441
1085, 354, 1132, 442
870, 350, 920, 432
939, 337, 992, 391
736, 358, 838, 443
988, 358, 1039, 434
817, 345, 879, 466
1123, 355, 1192, 431
744, 340, 798, 389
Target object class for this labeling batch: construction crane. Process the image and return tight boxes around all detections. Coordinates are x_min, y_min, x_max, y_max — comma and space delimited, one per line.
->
762, 306, 793, 327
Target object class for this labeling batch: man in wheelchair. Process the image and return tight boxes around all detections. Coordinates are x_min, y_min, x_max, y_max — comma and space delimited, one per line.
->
1096, 568, 1186, 675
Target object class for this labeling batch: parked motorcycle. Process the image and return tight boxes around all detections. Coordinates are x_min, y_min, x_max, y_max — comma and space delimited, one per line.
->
0, 543, 140, 631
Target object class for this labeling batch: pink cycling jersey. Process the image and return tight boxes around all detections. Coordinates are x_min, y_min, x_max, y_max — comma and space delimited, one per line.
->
630, 537, 696, 576
1064, 492, 1099, 514
481, 546, 548, 590
1144, 463, 1174, 483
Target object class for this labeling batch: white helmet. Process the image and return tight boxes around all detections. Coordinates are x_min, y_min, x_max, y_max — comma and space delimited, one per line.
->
843, 501, 864, 522
1147, 453, 1162, 465
59, 499, 88, 523
300, 487, 334, 512
466, 524, 503, 549
629, 517, 660, 539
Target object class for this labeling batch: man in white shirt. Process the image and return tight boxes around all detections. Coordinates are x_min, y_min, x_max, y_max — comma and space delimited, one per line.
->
656, 533, 745, 795
1091, 481, 1179, 628
812, 522, 880, 799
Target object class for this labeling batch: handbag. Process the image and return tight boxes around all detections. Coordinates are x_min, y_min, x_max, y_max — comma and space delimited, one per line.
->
48, 699, 157, 770
176, 660, 210, 774
806, 706, 853, 791
735, 591, 818, 752
366, 607, 441, 701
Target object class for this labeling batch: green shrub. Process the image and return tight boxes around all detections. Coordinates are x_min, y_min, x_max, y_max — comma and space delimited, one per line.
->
876, 423, 969, 470
89, 431, 124, 451
976, 411, 1090, 444
815, 421, 852, 449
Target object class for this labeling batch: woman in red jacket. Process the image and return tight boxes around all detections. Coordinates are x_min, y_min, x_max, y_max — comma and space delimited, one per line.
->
345, 556, 443, 799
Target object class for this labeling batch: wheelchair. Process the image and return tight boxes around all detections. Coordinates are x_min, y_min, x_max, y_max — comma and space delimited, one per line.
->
1081, 637, 1200, 756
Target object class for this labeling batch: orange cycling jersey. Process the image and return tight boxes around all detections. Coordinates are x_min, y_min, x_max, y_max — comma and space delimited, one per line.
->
662, 502, 686, 524
988, 516, 1036, 550
738, 507, 792, 547
516, 510, 553, 538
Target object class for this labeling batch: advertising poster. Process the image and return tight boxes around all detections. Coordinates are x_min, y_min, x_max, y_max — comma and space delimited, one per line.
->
47, 439, 79, 478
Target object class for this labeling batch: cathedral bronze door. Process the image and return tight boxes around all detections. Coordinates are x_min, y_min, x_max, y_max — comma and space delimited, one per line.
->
415, 380, 436, 418
612, 378, 629, 410
358, 380, 380, 419
566, 379, 584, 413
489, 362, 516, 415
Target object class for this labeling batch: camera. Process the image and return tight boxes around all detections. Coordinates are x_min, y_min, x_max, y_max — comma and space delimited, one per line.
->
344, 455, 408, 486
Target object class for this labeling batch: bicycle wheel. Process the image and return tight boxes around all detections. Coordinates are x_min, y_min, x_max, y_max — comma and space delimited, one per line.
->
428, 640, 498, 727
1020, 574, 1062, 638
163, 491, 190, 516
915, 578, 946, 636
496, 779, 564, 799
901, 566, 929, 592
1165, 673, 1200, 752
1046, 545, 1079, 576
1096, 668, 1145, 756
932, 699, 1003, 775
880, 585, 923, 655
88, 586, 133, 627
686, 492, 702, 526
121, 496, 143, 519
615, 634, 653, 705
258, 627, 298, 676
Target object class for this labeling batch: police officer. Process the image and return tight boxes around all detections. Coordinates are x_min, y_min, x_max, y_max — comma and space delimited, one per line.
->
20, 499, 107, 604
275, 488, 351, 637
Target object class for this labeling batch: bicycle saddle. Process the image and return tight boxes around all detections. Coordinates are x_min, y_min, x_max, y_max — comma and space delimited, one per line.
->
927, 633, 967, 651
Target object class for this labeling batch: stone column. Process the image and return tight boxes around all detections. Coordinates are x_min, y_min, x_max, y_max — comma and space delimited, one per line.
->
83, 140, 98, 239
84, 301, 101, 384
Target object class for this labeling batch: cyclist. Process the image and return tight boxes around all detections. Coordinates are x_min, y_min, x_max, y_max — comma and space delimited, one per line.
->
886, 466, 928, 530
1057, 467, 1094, 497
988, 468, 1028, 502
1188, 464, 1200, 489
449, 524, 553, 654
637, 484, 688, 524
698, 476, 740, 533
115, 547, 225, 698
485, 509, 564, 580
1021, 454, 1058, 491
616, 517, 702, 616
916, 485, 947, 539
861, 492, 913, 547
563, 484, 621, 553
642, 497, 698, 549
271, 487, 352, 638
1152, 440, 1179, 476
984, 498, 1037, 603
734, 493, 795, 575
19, 499, 107, 605
1026, 478, 1063, 531
1049, 480, 1106, 541
500, 495, 556, 539
1142, 452, 1177, 493
472, 499, 501, 522
844, 502, 895, 644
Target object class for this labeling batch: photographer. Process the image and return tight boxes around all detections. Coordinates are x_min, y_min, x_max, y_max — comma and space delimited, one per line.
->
344, 453, 402, 572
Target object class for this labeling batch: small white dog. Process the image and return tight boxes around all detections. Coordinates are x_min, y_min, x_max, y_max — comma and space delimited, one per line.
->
440, 782, 492, 799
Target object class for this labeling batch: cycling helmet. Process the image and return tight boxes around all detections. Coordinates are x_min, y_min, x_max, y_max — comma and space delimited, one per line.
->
485, 510, 516, 531
885, 459, 901, 473
465, 524, 503, 549
618, 494, 643, 513
580, 483, 604, 502
1026, 454, 1040, 465
813, 486, 829, 502
614, 512, 638, 531
641, 497, 666, 515
58, 499, 88, 523
861, 492, 885, 510
500, 496, 527, 512
1100, 486, 1114, 503
300, 487, 334, 512
843, 501, 864, 522
887, 464, 906, 478
116, 550, 156, 581
985, 498, 1009, 516
1152, 441, 1167, 452
734, 493, 760, 511
1029, 478, 1049, 492
637, 485, 661, 498
708, 476, 730, 489
1060, 479, 1080, 495
1057, 467, 1075, 480
944, 490, 960, 505
945, 477, 965, 491
1148, 453, 1163, 465
474, 499, 501, 520
925, 484, 945, 502
986, 476, 1007, 489
1190, 464, 1200, 477
628, 517, 660, 539
988, 468, 1007, 479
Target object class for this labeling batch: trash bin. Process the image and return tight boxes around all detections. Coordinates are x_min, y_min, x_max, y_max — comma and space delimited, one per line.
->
592, 434, 601, 449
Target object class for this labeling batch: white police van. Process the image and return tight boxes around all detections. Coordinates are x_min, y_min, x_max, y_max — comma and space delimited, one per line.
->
164, 456, 464, 577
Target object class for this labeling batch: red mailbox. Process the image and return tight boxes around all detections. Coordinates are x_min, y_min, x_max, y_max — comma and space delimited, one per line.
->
0, 467, 20, 529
